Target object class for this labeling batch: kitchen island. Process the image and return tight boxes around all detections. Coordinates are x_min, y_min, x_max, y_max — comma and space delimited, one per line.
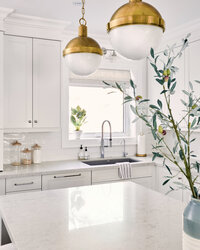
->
0, 182, 183, 250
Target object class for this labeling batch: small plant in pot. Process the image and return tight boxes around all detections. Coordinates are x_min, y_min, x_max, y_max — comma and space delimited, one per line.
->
104, 34, 200, 248
71, 106, 87, 139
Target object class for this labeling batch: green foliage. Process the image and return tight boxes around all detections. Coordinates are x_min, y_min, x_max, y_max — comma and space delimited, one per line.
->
70, 106, 87, 131
103, 34, 200, 199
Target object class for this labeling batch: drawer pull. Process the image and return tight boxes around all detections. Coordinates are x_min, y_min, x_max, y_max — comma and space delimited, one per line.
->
14, 182, 34, 186
54, 174, 81, 179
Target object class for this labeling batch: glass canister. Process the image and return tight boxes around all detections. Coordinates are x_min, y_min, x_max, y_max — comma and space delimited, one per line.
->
32, 144, 42, 164
21, 148, 32, 165
11, 140, 22, 166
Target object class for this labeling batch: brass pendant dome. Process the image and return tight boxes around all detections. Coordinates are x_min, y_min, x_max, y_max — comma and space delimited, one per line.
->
63, 25, 103, 56
107, 0, 165, 33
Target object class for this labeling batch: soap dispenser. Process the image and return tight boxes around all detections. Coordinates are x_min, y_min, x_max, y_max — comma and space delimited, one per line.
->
78, 145, 84, 160
84, 147, 90, 160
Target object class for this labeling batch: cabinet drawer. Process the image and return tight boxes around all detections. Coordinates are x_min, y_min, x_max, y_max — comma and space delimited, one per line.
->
92, 168, 120, 184
42, 171, 91, 190
131, 165, 153, 178
6, 176, 41, 193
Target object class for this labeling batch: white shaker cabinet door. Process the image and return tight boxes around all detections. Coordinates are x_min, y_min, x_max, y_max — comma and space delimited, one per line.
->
4, 35, 32, 128
33, 39, 61, 128
156, 166, 183, 201
188, 40, 200, 95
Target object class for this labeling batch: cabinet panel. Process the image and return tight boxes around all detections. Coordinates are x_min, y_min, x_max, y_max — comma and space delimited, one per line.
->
131, 165, 153, 178
92, 165, 154, 185
156, 166, 183, 201
0, 179, 5, 196
42, 171, 91, 190
4, 35, 32, 128
33, 39, 61, 128
6, 176, 41, 193
132, 177, 154, 189
188, 40, 200, 95
92, 168, 121, 184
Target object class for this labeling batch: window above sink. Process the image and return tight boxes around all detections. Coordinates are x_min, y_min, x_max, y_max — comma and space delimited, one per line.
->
61, 57, 142, 148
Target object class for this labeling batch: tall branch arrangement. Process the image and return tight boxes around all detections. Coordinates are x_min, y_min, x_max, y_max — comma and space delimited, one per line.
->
104, 35, 200, 199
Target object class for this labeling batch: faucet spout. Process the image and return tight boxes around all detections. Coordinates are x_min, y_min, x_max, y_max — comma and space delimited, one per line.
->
100, 120, 112, 158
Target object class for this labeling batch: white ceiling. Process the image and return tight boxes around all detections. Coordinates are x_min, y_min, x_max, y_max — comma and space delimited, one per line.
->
0, 0, 199, 36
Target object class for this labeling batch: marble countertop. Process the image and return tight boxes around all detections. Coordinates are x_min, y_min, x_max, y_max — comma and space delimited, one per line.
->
0, 156, 155, 179
0, 181, 183, 250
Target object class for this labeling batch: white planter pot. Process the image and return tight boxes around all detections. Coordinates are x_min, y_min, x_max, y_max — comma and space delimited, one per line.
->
74, 130, 82, 139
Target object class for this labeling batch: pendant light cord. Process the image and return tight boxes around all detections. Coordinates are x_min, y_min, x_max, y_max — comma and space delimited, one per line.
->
79, 0, 87, 25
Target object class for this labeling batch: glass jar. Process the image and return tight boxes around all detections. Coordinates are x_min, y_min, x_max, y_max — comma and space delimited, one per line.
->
32, 144, 42, 164
21, 148, 32, 165
11, 140, 22, 166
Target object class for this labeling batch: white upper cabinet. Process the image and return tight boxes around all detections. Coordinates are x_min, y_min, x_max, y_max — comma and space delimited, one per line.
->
170, 48, 185, 122
33, 39, 61, 128
4, 35, 32, 128
4, 35, 61, 129
188, 40, 200, 92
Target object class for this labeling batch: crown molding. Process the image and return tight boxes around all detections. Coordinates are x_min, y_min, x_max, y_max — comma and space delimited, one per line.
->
0, 7, 14, 31
4, 13, 70, 40
157, 18, 200, 52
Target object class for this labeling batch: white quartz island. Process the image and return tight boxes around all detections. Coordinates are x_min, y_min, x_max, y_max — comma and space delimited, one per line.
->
0, 182, 183, 250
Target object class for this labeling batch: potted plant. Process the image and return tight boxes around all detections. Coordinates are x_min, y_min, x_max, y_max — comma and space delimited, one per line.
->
104, 34, 200, 248
71, 106, 87, 139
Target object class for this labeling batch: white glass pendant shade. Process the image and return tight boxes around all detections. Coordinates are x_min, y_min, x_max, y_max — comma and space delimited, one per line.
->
63, 24, 103, 76
109, 25, 163, 60
65, 52, 102, 76
107, 0, 165, 60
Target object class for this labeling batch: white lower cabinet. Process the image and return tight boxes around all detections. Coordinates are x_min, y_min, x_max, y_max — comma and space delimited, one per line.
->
132, 177, 154, 190
0, 179, 5, 195
92, 168, 121, 184
42, 171, 91, 190
156, 165, 183, 201
92, 165, 156, 190
6, 176, 41, 194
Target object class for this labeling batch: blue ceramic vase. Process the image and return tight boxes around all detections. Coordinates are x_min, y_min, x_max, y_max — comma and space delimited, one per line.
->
183, 197, 200, 249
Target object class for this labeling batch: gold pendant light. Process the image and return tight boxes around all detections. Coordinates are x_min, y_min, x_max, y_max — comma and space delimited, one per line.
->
107, 0, 165, 60
63, 0, 103, 76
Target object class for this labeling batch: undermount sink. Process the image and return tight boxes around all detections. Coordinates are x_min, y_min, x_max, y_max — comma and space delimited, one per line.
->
82, 158, 140, 166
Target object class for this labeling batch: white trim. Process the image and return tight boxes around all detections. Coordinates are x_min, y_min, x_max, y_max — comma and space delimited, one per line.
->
62, 136, 136, 149
158, 18, 200, 52
4, 128, 61, 133
4, 13, 70, 40
0, 7, 14, 31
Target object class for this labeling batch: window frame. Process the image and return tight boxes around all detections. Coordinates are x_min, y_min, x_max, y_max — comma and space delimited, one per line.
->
68, 81, 130, 139
61, 68, 137, 149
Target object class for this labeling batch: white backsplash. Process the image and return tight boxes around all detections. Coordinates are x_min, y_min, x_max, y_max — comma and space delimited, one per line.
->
4, 131, 137, 164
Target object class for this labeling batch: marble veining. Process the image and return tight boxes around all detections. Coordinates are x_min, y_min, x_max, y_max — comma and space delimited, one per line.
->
0, 182, 183, 250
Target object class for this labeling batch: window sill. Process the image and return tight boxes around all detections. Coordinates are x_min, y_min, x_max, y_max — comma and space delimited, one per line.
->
62, 136, 136, 148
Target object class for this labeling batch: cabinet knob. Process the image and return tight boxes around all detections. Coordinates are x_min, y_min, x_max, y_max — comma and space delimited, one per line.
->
28, 120, 32, 123
34, 120, 38, 123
